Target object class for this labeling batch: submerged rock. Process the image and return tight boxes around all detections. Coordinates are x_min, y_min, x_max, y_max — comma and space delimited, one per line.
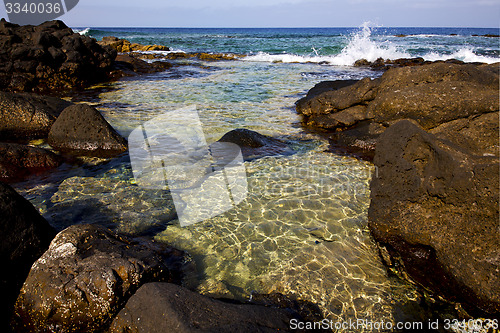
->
0, 182, 55, 332
218, 128, 295, 160
114, 53, 172, 75
0, 142, 62, 182
0, 91, 72, 139
0, 19, 115, 92
109, 282, 309, 333
369, 120, 500, 314
13, 224, 189, 333
48, 104, 127, 157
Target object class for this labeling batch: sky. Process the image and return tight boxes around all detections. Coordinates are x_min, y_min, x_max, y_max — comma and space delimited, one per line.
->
1, 0, 499, 28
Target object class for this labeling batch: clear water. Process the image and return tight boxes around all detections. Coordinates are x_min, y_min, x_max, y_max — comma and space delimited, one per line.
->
14, 24, 499, 330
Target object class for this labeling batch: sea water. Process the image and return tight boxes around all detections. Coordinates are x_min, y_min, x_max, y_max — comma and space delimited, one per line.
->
15, 24, 500, 330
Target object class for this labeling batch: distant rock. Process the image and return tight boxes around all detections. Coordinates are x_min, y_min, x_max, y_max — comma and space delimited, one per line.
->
0, 182, 55, 332
369, 120, 500, 314
0, 19, 116, 92
0, 91, 72, 139
0, 142, 62, 182
114, 53, 172, 75
48, 104, 128, 157
13, 224, 189, 333
98, 36, 170, 53
109, 282, 309, 333
218, 128, 295, 160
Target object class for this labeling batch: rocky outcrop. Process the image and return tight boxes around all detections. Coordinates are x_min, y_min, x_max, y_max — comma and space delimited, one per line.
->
13, 224, 189, 333
0, 19, 116, 92
0, 91, 72, 139
114, 53, 172, 75
98, 36, 170, 53
369, 120, 499, 314
0, 182, 56, 332
109, 283, 308, 333
48, 104, 127, 157
297, 62, 499, 157
218, 128, 295, 160
0, 143, 62, 182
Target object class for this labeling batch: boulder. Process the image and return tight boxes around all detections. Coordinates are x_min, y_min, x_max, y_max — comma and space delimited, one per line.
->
0, 91, 72, 139
0, 182, 55, 332
0, 143, 63, 182
0, 19, 116, 92
109, 282, 306, 333
13, 224, 189, 333
366, 62, 499, 129
217, 128, 295, 160
368, 120, 500, 314
48, 104, 127, 157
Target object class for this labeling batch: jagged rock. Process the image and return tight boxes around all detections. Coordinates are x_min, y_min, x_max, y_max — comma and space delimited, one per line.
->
13, 224, 189, 333
98, 36, 170, 53
0, 19, 116, 92
0, 91, 72, 139
0, 182, 55, 332
369, 120, 500, 314
48, 104, 127, 157
108, 283, 308, 333
0, 143, 62, 182
218, 128, 295, 160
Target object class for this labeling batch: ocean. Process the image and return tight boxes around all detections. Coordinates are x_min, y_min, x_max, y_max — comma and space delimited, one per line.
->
15, 24, 500, 329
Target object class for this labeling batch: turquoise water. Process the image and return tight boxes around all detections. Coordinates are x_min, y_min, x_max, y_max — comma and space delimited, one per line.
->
14, 25, 499, 330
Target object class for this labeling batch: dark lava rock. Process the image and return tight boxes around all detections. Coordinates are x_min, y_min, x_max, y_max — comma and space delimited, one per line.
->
98, 36, 170, 52
109, 282, 311, 333
0, 142, 62, 182
13, 224, 189, 333
369, 120, 500, 314
0, 91, 72, 139
113, 53, 172, 75
48, 104, 127, 157
0, 19, 116, 92
218, 128, 295, 160
296, 62, 499, 158
0, 182, 55, 332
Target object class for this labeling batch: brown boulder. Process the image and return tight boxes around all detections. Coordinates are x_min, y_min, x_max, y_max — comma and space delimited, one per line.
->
48, 104, 127, 157
109, 283, 308, 333
13, 224, 189, 332
98, 36, 170, 53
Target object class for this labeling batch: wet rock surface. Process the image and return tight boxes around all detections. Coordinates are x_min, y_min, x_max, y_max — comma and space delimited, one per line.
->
98, 36, 170, 52
48, 104, 128, 157
369, 120, 500, 314
297, 62, 499, 158
109, 282, 317, 333
0, 182, 55, 332
218, 128, 295, 160
0, 91, 72, 139
0, 19, 115, 93
13, 224, 189, 333
0, 142, 62, 182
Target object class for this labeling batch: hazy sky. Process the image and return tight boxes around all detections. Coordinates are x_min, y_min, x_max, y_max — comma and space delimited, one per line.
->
1, 0, 499, 27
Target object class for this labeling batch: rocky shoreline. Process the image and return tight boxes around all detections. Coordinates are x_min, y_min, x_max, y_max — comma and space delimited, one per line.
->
0, 18, 499, 331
